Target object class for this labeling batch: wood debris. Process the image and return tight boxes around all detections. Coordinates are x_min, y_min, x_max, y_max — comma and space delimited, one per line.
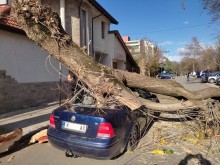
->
0, 128, 23, 153
29, 129, 48, 144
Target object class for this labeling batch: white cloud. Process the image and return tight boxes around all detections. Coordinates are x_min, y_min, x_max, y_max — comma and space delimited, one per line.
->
177, 47, 189, 54
163, 47, 190, 62
184, 21, 189, 24
165, 54, 182, 62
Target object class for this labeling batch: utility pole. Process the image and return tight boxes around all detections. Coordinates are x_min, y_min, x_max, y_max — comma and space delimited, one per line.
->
59, 0, 65, 105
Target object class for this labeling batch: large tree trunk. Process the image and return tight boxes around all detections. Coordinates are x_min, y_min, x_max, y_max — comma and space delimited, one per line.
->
10, 0, 220, 115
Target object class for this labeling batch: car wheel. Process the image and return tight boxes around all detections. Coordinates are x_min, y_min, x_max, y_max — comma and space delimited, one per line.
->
126, 123, 139, 151
209, 78, 215, 83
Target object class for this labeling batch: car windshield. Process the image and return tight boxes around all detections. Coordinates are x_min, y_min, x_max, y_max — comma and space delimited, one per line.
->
67, 87, 125, 110
68, 88, 95, 105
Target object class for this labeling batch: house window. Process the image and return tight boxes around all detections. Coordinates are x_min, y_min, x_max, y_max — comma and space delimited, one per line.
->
94, 51, 107, 64
0, 0, 7, 5
113, 61, 117, 69
101, 21, 105, 39
81, 9, 87, 46
95, 53, 102, 62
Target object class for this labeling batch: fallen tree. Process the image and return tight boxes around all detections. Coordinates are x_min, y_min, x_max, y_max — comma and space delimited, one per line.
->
10, 1, 220, 133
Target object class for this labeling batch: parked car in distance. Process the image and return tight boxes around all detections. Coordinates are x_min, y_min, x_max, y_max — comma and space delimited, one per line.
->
208, 71, 220, 83
200, 70, 211, 83
200, 75, 207, 83
47, 88, 159, 159
200, 70, 210, 77
195, 71, 201, 78
157, 73, 174, 79
215, 77, 220, 85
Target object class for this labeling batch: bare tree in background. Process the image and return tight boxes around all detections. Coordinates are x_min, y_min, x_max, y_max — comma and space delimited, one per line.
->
214, 39, 220, 70
202, 0, 220, 22
202, 0, 220, 38
201, 45, 217, 71
180, 37, 203, 72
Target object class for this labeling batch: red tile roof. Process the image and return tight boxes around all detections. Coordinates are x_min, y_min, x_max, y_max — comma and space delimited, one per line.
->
0, 5, 10, 13
0, 5, 21, 30
122, 36, 131, 42
0, 17, 21, 29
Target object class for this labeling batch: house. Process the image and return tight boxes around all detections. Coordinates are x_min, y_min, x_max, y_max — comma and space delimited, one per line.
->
0, 4, 66, 114
109, 31, 139, 72
0, 1, 139, 114
39, 0, 138, 70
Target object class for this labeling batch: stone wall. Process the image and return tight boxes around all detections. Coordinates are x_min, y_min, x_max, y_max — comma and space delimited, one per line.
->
0, 70, 66, 114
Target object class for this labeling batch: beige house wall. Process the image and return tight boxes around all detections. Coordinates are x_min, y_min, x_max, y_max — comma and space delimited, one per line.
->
0, 30, 68, 83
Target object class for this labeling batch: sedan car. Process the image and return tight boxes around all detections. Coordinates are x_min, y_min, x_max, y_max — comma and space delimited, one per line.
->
200, 70, 212, 83
215, 77, 220, 85
157, 73, 174, 79
208, 71, 220, 83
47, 89, 159, 159
200, 74, 208, 83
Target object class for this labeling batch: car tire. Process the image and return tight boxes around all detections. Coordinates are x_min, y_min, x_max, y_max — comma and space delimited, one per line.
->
126, 123, 139, 151
209, 78, 215, 83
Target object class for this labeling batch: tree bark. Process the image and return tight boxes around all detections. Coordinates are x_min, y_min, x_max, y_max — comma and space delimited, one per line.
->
11, 0, 220, 113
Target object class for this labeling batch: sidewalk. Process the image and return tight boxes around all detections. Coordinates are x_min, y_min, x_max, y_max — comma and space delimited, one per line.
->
0, 102, 59, 137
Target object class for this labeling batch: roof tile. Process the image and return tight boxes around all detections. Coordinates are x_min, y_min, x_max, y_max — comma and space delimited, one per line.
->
0, 5, 10, 14
0, 5, 21, 30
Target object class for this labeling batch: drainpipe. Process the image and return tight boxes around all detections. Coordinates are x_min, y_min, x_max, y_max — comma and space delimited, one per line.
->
78, 0, 83, 18
86, 22, 90, 55
92, 14, 102, 55
59, 0, 66, 105
60, 0, 66, 30
78, 0, 83, 47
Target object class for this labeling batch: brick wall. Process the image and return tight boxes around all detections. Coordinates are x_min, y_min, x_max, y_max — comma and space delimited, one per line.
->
0, 70, 67, 114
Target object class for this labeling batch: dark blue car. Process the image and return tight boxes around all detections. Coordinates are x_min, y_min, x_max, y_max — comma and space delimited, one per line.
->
200, 70, 211, 83
47, 89, 159, 159
157, 73, 174, 79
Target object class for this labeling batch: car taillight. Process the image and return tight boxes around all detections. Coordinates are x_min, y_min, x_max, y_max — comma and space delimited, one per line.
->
49, 114, 55, 128
97, 122, 115, 138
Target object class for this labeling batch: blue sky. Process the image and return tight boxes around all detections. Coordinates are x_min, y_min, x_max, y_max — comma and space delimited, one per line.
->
97, 0, 218, 62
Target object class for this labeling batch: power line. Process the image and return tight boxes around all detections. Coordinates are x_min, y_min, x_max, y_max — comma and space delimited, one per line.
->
126, 23, 210, 36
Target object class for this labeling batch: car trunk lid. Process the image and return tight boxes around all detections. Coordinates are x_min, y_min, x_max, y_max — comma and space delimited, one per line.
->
52, 104, 126, 139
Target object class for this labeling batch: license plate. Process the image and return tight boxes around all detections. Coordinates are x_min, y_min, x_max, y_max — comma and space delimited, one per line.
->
62, 121, 87, 133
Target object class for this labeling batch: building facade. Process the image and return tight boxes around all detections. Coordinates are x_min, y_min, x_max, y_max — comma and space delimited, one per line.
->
123, 38, 156, 59
123, 37, 157, 76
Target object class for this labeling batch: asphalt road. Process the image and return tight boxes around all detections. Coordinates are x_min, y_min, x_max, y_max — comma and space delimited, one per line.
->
175, 75, 217, 91
0, 76, 219, 165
